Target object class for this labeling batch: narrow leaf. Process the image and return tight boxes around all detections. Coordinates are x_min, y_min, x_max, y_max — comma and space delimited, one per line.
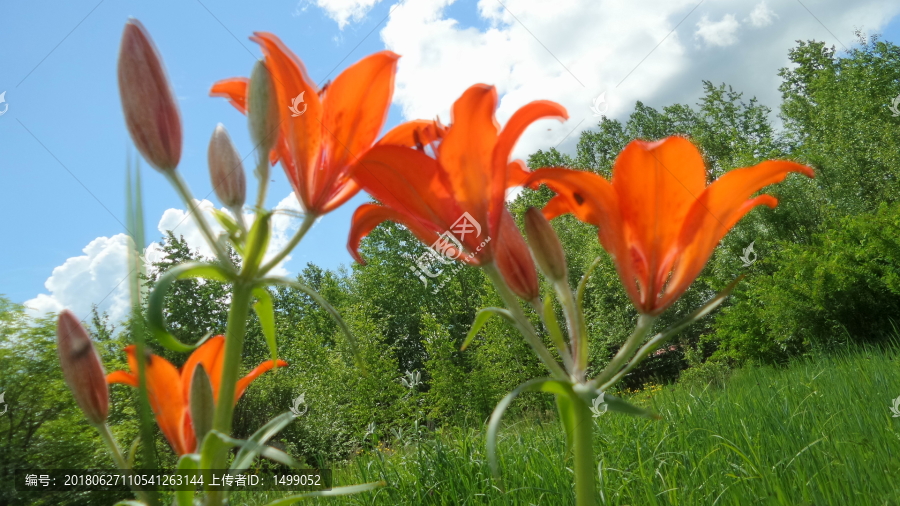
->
252, 287, 278, 365
542, 296, 574, 370
231, 412, 298, 472
174, 453, 200, 506
461, 307, 513, 350
146, 261, 232, 352
259, 277, 362, 370
260, 482, 386, 506
555, 392, 576, 455
487, 378, 575, 483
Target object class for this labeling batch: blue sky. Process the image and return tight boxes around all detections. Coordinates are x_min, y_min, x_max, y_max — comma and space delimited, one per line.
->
2, 0, 899, 323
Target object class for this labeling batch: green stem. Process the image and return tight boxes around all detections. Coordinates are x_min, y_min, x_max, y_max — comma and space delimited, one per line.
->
572, 396, 596, 506
259, 213, 317, 276
205, 280, 253, 506
97, 423, 128, 470
166, 172, 230, 263
554, 281, 585, 381
96, 423, 151, 504
483, 262, 568, 380
254, 153, 270, 210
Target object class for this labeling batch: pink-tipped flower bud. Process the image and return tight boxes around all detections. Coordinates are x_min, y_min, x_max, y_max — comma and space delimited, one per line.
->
494, 210, 540, 302
524, 207, 568, 283
248, 61, 280, 160
117, 19, 182, 173
56, 310, 109, 425
208, 123, 246, 209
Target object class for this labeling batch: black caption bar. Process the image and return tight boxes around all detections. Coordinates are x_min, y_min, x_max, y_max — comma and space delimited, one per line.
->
15, 469, 332, 492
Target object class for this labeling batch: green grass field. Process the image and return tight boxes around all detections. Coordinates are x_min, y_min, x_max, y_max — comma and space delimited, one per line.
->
239, 345, 900, 505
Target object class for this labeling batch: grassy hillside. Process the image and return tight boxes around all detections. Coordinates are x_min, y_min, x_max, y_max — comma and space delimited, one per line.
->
241, 343, 900, 505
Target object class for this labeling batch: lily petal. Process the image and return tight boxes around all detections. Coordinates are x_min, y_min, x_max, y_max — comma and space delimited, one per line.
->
352, 145, 464, 246
611, 137, 707, 304
378, 119, 446, 148
180, 335, 225, 403
235, 359, 288, 402
251, 32, 323, 209
664, 160, 814, 307
316, 51, 399, 212
106, 370, 138, 388
439, 85, 499, 235
210, 77, 250, 114
491, 100, 568, 234
122, 345, 191, 456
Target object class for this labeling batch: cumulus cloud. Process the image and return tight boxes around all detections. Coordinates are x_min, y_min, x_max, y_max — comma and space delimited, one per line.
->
365, 0, 900, 160
300, 0, 385, 28
24, 235, 133, 324
25, 194, 307, 324
749, 1, 778, 28
695, 14, 741, 47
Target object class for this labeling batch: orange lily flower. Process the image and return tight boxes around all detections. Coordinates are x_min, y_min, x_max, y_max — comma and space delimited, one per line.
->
210, 33, 399, 215
347, 84, 567, 266
107, 336, 286, 455
526, 136, 814, 316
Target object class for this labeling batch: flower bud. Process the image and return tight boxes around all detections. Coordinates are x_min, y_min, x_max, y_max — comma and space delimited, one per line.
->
494, 210, 540, 302
117, 19, 182, 173
56, 310, 109, 425
524, 207, 568, 283
189, 364, 215, 451
208, 123, 246, 209
248, 61, 280, 158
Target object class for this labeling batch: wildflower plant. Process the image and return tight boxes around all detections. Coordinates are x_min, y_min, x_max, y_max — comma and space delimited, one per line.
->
349, 116, 814, 503
56, 19, 394, 506
54, 16, 816, 506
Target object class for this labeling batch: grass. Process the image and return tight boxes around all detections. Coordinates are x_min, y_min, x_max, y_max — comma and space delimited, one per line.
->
237, 345, 900, 505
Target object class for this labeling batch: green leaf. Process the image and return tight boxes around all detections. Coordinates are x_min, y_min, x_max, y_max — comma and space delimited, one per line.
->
212, 209, 244, 255
555, 392, 576, 455
253, 287, 278, 365
146, 261, 233, 352
199, 428, 230, 471
259, 277, 362, 371
542, 296, 573, 370
576, 256, 602, 312
487, 378, 576, 483
243, 210, 272, 277
174, 453, 200, 506
231, 412, 298, 472
460, 307, 513, 351
260, 481, 386, 505
113, 501, 147, 506
601, 393, 661, 420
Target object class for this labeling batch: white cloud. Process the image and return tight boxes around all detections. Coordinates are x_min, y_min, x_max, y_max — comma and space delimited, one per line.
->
25, 195, 307, 325
24, 235, 133, 324
695, 14, 741, 47
749, 1, 777, 28
368, 0, 900, 161
301, 0, 385, 28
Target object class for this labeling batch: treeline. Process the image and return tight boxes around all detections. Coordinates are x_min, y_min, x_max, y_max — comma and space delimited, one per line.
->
2, 36, 900, 504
